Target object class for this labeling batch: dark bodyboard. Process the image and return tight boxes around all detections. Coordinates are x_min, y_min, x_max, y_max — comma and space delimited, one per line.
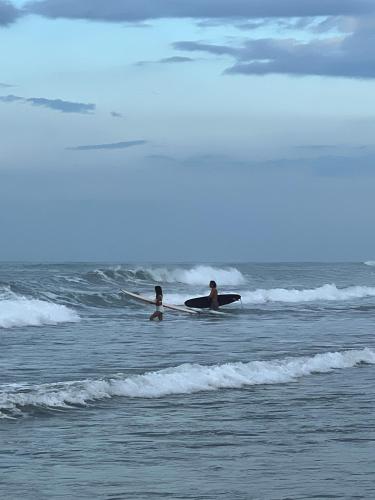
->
185, 293, 241, 309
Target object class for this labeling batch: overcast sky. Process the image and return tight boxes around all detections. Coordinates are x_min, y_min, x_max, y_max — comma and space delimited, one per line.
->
1, 0, 375, 261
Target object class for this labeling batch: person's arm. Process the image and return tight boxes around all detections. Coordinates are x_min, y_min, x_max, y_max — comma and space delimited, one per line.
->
156, 294, 163, 306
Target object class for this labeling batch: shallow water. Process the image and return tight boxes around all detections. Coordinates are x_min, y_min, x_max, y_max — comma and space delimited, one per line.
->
1, 262, 375, 499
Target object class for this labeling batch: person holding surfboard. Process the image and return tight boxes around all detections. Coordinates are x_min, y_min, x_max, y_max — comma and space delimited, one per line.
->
209, 281, 219, 310
149, 285, 164, 321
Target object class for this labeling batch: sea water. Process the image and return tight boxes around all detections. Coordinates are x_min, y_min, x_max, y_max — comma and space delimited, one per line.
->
1, 262, 375, 499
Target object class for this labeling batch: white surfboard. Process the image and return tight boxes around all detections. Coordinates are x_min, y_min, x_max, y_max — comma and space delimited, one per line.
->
120, 289, 199, 315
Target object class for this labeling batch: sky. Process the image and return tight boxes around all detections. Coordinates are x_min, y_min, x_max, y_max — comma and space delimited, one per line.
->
1, 0, 375, 261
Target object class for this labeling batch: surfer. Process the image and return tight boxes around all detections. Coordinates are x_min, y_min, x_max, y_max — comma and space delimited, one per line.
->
149, 285, 164, 321
209, 281, 219, 310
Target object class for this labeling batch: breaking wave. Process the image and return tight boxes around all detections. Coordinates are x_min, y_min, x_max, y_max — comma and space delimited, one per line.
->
138, 265, 245, 286
1, 348, 374, 417
159, 284, 375, 307
83, 265, 245, 286
240, 284, 375, 304
364, 261, 375, 266
0, 291, 80, 329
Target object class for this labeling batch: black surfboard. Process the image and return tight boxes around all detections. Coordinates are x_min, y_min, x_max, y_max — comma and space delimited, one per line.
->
184, 294, 241, 309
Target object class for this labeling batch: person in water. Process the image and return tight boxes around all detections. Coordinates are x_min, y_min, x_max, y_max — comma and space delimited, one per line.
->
209, 280, 219, 310
150, 285, 164, 321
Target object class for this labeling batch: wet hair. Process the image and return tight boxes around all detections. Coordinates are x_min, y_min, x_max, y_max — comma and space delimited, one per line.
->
155, 285, 163, 296
209, 281, 217, 288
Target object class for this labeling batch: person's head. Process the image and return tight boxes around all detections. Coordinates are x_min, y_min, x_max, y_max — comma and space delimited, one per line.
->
155, 285, 163, 296
209, 280, 217, 289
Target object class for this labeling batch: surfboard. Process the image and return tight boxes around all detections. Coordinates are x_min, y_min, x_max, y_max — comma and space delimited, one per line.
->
185, 293, 241, 309
120, 289, 199, 315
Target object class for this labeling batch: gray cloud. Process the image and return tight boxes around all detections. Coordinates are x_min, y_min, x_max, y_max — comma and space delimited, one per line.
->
0, 94, 20, 102
0, 94, 95, 113
174, 41, 238, 57
136, 55, 194, 66
159, 56, 194, 63
235, 20, 274, 30
110, 111, 123, 118
15, 2, 375, 81
175, 18, 375, 79
0, 0, 21, 26
67, 140, 147, 151
196, 17, 324, 32
24, 0, 375, 22
0, 82, 14, 88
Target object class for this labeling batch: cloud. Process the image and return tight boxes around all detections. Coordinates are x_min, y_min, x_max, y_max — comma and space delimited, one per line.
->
195, 18, 269, 29
175, 18, 375, 79
0, 82, 14, 88
195, 17, 329, 32
0, 94, 95, 113
110, 111, 123, 118
24, 0, 375, 22
0, 94, 21, 102
7, 2, 375, 82
136, 55, 194, 66
0, 0, 21, 26
15, 2, 375, 81
159, 56, 194, 63
67, 140, 147, 151
174, 41, 238, 57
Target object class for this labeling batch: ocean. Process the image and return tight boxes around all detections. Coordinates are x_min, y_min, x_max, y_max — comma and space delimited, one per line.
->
1, 262, 375, 499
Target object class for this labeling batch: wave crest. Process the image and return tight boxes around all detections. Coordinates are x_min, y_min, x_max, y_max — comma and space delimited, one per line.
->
159, 284, 375, 307
1, 348, 373, 417
83, 265, 245, 286
143, 265, 245, 285
0, 295, 80, 329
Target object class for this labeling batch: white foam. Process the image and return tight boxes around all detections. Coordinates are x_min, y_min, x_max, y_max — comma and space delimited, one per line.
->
364, 261, 375, 266
240, 284, 375, 304
160, 284, 375, 306
61, 276, 86, 284
142, 265, 245, 286
93, 269, 115, 283
0, 296, 80, 329
0, 286, 18, 300
1, 348, 374, 415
